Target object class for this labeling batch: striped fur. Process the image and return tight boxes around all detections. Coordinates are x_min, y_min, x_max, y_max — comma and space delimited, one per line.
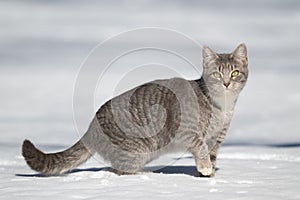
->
22, 44, 248, 177
22, 140, 91, 175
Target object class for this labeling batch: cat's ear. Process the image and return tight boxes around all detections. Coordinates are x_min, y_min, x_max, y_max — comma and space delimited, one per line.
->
202, 45, 219, 66
232, 43, 247, 63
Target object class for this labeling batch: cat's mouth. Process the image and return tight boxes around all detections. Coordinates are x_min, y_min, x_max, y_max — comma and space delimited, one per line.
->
223, 85, 233, 93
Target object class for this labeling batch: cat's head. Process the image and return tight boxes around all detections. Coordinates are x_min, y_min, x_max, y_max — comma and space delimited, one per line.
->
202, 43, 248, 98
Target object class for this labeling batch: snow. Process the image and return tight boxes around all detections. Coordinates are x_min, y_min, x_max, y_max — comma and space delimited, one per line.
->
2, 145, 300, 199
1, 0, 300, 199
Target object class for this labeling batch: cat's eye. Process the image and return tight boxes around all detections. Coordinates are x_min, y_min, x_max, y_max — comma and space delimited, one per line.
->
231, 70, 239, 77
213, 72, 221, 78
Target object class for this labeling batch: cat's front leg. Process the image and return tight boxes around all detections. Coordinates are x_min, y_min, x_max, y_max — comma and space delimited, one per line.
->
209, 143, 220, 177
209, 130, 227, 176
191, 140, 213, 177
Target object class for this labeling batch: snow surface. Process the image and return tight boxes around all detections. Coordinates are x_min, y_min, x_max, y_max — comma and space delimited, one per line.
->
1, 0, 300, 199
2, 144, 300, 199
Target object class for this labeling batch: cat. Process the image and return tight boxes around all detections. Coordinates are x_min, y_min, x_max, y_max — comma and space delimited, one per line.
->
22, 43, 248, 177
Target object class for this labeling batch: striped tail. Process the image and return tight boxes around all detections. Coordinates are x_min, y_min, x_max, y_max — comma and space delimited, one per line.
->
22, 139, 92, 175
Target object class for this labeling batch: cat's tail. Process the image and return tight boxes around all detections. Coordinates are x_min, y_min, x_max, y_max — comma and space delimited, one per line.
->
22, 139, 92, 175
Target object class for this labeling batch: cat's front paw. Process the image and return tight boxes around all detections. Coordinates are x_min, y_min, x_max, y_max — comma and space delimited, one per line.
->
198, 167, 213, 177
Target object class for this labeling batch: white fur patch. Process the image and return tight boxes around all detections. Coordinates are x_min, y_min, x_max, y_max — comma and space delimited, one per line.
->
200, 167, 213, 176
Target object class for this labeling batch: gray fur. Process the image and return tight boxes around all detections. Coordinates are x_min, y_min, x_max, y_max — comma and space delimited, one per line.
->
22, 44, 248, 177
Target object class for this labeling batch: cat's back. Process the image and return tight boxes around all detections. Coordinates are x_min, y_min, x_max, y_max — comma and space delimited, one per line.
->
97, 77, 209, 120
96, 77, 212, 148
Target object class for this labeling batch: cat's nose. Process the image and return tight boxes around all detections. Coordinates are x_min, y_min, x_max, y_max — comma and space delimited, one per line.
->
223, 82, 230, 88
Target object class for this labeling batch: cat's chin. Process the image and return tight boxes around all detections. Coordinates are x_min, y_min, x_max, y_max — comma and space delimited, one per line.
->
213, 89, 232, 96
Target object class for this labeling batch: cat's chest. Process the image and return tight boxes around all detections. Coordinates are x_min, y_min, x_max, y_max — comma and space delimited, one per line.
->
208, 108, 233, 134
202, 109, 233, 150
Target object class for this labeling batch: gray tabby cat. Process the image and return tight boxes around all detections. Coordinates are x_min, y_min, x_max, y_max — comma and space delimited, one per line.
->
22, 43, 248, 177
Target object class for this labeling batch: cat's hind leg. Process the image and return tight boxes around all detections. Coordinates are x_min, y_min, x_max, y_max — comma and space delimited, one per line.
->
110, 152, 148, 175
